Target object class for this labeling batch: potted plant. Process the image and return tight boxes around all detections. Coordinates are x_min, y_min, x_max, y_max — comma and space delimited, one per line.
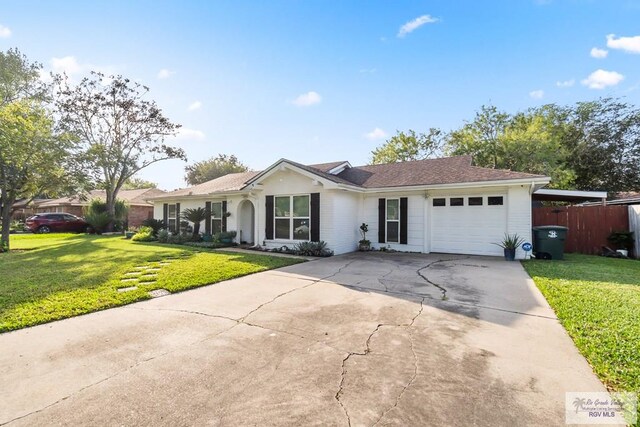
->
125, 227, 137, 239
494, 233, 525, 261
358, 223, 371, 251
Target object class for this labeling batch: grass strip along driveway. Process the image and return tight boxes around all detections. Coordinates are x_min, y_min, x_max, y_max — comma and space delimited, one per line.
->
523, 254, 639, 418
0, 234, 302, 333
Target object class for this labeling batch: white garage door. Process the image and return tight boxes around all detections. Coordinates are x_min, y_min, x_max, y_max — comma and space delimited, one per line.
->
430, 195, 507, 256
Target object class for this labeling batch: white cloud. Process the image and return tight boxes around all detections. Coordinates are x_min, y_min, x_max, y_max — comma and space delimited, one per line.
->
187, 101, 202, 111
157, 68, 175, 79
359, 68, 377, 74
291, 91, 322, 107
0, 24, 11, 38
556, 79, 575, 88
51, 56, 82, 75
590, 47, 608, 58
606, 34, 640, 54
581, 69, 624, 89
529, 90, 544, 99
364, 127, 388, 140
397, 15, 439, 38
175, 128, 205, 141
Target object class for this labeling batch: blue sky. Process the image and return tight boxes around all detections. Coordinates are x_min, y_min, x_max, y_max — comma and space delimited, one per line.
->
1, 0, 639, 190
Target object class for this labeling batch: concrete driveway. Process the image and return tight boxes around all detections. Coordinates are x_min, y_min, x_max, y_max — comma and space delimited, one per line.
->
0, 253, 606, 426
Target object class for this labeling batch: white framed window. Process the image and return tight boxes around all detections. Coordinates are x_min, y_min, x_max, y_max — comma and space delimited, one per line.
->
386, 198, 399, 243
168, 204, 177, 232
211, 202, 223, 234
274, 195, 310, 241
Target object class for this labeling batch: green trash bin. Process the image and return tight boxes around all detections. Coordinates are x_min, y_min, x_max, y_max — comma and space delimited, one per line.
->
532, 226, 568, 260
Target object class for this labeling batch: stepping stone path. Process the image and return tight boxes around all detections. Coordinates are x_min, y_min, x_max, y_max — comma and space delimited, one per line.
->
148, 289, 170, 298
116, 255, 186, 293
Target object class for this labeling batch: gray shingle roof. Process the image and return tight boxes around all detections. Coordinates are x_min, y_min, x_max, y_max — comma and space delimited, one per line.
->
157, 171, 261, 197
38, 188, 166, 207
337, 156, 545, 188
154, 156, 547, 199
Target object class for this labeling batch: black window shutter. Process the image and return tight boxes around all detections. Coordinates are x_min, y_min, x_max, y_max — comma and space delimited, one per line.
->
310, 193, 320, 241
378, 198, 386, 243
265, 196, 274, 239
400, 197, 408, 244
176, 203, 181, 233
222, 201, 227, 232
205, 201, 211, 234
163, 203, 168, 227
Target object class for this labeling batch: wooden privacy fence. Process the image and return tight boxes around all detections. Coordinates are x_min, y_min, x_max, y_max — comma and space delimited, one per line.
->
532, 205, 629, 255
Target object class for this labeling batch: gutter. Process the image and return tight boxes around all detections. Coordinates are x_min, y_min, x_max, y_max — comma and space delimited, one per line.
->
337, 177, 551, 194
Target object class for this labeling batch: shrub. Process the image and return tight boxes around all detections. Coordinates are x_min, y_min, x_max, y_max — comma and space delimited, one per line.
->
214, 230, 237, 242
292, 241, 333, 257
608, 231, 635, 251
84, 211, 111, 234
141, 218, 166, 236
182, 241, 234, 249
157, 228, 169, 243
131, 226, 156, 242
83, 198, 128, 233
167, 232, 191, 245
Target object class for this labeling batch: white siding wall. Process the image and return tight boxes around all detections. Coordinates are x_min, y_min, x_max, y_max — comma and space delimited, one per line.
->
153, 196, 239, 235
328, 191, 360, 254
256, 170, 333, 251
506, 185, 533, 260
363, 193, 425, 253
153, 175, 534, 258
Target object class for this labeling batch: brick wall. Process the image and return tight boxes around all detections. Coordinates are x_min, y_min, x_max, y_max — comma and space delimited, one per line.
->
128, 206, 153, 228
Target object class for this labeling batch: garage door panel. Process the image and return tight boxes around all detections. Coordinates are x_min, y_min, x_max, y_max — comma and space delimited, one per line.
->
431, 196, 507, 256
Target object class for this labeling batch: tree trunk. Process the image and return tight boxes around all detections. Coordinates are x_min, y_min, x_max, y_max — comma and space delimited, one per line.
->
105, 188, 116, 232
0, 194, 15, 252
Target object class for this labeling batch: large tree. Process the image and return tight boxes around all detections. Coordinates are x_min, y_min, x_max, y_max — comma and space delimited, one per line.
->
0, 49, 77, 251
122, 177, 158, 190
55, 72, 185, 229
184, 154, 248, 185
446, 104, 576, 188
446, 105, 510, 169
370, 129, 444, 164
564, 98, 640, 192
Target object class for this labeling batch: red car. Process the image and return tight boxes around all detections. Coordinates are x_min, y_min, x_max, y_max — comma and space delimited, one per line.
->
25, 213, 89, 233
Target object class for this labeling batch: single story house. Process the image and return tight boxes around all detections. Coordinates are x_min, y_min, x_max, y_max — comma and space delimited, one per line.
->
10, 198, 53, 221
150, 156, 549, 259
36, 188, 165, 227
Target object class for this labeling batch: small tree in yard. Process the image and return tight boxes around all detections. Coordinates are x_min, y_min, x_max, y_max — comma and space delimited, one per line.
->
55, 72, 186, 231
181, 207, 207, 239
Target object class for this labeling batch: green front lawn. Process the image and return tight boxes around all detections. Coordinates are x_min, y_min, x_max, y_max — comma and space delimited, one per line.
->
1, 234, 303, 332
523, 254, 639, 403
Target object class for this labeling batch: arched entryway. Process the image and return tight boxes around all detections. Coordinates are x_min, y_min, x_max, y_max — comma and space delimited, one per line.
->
237, 199, 255, 245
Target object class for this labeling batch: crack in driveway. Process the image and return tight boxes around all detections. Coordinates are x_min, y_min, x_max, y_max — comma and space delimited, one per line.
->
416, 257, 470, 300
335, 297, 425, 427
4, 261, 360, 427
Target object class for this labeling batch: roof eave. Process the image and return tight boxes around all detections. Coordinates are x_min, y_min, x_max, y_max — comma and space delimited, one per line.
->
340, 176, 551, 193
242, 159, 347, 189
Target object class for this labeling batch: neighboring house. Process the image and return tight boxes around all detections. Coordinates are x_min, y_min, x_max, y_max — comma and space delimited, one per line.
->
581, 191, 640, 206
150, 156, 550, 259
10, 198, 53, 221
36, 188, 165, 227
